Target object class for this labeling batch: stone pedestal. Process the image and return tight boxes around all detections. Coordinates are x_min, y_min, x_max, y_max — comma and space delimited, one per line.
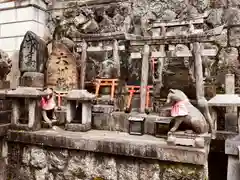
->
65, 90, 95, 132
167, 131, 211, 148
20, 72, 44, 88
0, 87, 48, 131
225, 135, 240, 180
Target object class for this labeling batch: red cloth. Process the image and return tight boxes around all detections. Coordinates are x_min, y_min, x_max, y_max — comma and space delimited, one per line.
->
171, 100, 188, 117
40, 97, 47, 107
40, 97, 56, 110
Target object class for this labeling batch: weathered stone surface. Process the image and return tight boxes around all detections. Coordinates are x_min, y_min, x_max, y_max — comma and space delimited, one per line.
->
161, 9, 176, 21
55, 173, 65, 180
30, 147, 47, 168
228, 0, 240, 7
35, 167, 48, 180
48, 149, 68, 171
139, 160, 160, 180
47, 173, 54, 180
227, 155, 240, 180
225, 135, 240, 155
46, 42, 79, 91
22, 147, 31, 165
66, 90, 96, 101
216, 47, 239, 87
229, 27, 240, 47
20, 72, 45, 88
66, 151, 117, 180
18, 166, 34, 180
210, 0, 227, 8
223, 8, 240, 25
92, 105, 114, 114
5, 87, 48, 98
206, 9, 223, 27
19, 31, 48, 74
8, 129, 208, 165
190, 0, 209, 12
160, 163, 205, 180
219, 47, 238, 62
65, 123, 91, 132
211, 29, 228, 47
117, 159, 139, 180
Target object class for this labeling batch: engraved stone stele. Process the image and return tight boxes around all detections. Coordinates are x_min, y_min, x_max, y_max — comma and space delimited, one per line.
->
65, 90, 96, 132
19, 31, 48, 87
0, 87, 49, 131
46, 42, 79, 91
0, 49, 12, 89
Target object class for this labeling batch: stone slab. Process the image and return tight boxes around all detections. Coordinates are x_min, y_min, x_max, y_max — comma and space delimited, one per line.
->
1, 87, 48, 98
225, 134, 240, 155
66, 89, 96, 101
65, 123, 91, 132
7, 129, 208, 165
20, 72, 44, 88
208, 94, 240, 106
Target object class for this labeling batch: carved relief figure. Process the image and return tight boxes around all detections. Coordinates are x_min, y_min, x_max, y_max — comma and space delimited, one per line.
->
162, 89, 211, 134
0, 50, 12, 81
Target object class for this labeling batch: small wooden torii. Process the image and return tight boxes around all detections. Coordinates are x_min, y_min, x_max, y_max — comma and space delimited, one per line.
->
126, 20, 224, 114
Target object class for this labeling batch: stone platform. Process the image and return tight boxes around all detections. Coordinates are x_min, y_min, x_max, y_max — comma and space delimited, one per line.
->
7, 129, 209, 180
7, 129, 208, 165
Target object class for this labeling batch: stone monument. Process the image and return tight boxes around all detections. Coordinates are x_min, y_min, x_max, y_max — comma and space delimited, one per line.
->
19, 31, 48, 88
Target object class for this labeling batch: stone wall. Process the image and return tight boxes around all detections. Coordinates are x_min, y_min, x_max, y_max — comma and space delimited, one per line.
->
8, 144, 206, 180
0, 0, 48, 88
6, 129, 209, 180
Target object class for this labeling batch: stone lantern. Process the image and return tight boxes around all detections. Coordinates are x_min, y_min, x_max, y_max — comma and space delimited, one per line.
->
0, 87, 49, 131
65, 90, 96, 132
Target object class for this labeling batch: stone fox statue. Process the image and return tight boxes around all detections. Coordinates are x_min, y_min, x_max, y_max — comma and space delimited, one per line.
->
164, 89, 211, 134
40, 88, 57, 128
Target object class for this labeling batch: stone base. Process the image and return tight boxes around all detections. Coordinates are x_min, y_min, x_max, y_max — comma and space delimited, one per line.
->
167, 131, 211, 148
92, 111, 162, 135
20, 72, 44, 88
65, 123, 91, 132
0, 81, 10, 89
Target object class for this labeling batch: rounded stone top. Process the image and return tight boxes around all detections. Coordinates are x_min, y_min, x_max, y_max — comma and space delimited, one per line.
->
66, 89, 96, 101
5, 87, 49, 98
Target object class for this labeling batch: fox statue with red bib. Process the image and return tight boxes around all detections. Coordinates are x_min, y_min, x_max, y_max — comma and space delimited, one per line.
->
164, 89, 211, 134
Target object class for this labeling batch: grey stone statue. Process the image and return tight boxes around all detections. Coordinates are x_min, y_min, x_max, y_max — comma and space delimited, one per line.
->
162, 89, 212, 134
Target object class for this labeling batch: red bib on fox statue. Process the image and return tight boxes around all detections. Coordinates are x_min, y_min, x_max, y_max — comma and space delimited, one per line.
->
171, 99, 189, 117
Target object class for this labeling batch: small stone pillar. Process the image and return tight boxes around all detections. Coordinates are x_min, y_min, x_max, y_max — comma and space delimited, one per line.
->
225, 135, 240, 180
4, 87, 48, 131
65, 90, 95, 132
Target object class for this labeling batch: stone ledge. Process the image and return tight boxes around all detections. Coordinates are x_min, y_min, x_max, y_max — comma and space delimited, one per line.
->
7, 129, 208, 165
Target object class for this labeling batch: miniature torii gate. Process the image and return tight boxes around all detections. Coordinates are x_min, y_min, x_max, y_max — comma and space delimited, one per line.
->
126, 20, 224, 114
74, 33, 125, 101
